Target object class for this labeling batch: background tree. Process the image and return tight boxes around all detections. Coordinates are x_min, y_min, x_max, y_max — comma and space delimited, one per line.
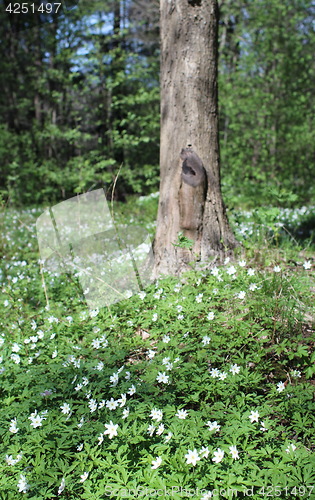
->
218, 0, 315, 206
0, 0, 160, 203
0, 0, 313, 207
153, 0, 238, 276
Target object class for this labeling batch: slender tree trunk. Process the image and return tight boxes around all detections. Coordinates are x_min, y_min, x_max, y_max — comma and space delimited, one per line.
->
153, 0, 238, 276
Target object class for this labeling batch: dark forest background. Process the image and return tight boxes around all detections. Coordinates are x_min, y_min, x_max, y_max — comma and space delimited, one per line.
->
0, 0, 314, 207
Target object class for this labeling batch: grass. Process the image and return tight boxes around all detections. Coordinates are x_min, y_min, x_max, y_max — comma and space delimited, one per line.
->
0, 196, 314, 499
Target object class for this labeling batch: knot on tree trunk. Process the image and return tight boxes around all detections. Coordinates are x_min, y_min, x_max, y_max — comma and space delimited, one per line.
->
179, 147, 207, 232
180, 147, 206, 187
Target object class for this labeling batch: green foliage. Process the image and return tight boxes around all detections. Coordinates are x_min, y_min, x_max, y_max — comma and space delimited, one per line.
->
0, 201, 314, 499
219, 0, 315, 205
0, 1, 160, 205
173, 232, 194, 250
1, 0, 314, 206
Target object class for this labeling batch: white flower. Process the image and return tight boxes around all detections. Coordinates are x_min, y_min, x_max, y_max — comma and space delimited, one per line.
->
60, 403, 71, 415
151, 456, 162, 469
206, 420, 220, 432
291, 370, 301, 378
109, 372, 119, 386
77, 443, 84, 451
219, 371, 227, 380
29, 411, 45, 428
79, 472, 89, 483
196, 293, 203, 303
150, 408, 163, 421
209, 368, 220, 378
9, 418, 19, 433
285, 443, 296, 453
122, 407, 129, 419
5, 455, 15, 465
6, 453, 22, 465
185, 449, 201, 466
12, 343, 20, 352
202, 335, 211, 346
106, 398, 119, 410
239, 260, 246, 267
96, 361, 104, 371
17, 474, 30, 493
237, 291, 246, 299
104, 421, 118, 439
207, 311, 215, 320
89, 308, 99, 318
229, 445, 239, 459
249, 283, 258, 291
249, 410, 260, 423
212, 448, 224, 463
156, 424, 165, 436
200, 446, 210, 458
147, 424, 155, 436
127, 384, 136, 395
273, 265, 281, 273
156, 372, 169, 384
165, 361, 173, 370
164, 432, 172, 442
152, 313, 158, 322
11, 353, 21, 364
91, 339, 101, 349
77, 417, 84, 428
47, 315, 59, 323
227, 265, 236, 275
162, 335, 170, 343
260, 421, 268, 432
58, 477, 66, 495
176, 409, 188, 419
52, 350, 58, 358
303, 260, 311, 270
118, 393, 127, 407
138, 291, 146, 300
247, 268, 255, 276
88, 399, 98, 412
277, 381, 286, 392
201, 492, 212, 500
147, 349, 156, 359
29, 415, 43, 428
230, 364, 240, 375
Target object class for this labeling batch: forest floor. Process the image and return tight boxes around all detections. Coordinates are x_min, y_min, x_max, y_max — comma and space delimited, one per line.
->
0, 197, 314, 499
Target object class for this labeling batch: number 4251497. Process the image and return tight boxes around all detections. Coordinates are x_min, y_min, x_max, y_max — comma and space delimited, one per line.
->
258, 485, 314, 497
6, 3, 61, 14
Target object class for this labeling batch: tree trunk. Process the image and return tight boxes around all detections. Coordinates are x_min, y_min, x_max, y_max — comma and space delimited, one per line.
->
153, 0, 238, 276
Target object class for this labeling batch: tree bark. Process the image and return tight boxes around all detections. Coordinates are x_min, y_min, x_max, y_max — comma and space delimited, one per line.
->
153, 0, 238, 276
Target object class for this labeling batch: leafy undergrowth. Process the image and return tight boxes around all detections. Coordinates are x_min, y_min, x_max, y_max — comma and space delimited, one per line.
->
0, 202, 314, 499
